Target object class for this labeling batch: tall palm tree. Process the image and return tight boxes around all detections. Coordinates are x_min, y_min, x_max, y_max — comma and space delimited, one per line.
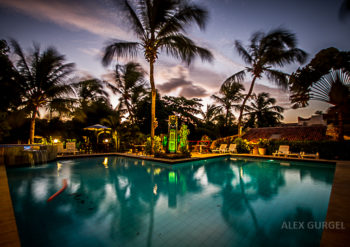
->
244, 92, 284, 128
106, 62, 146, 124
11, 39, 75, 143
212, 81, 244, 127
102, 0, 213, 152
225, 28, 307, 135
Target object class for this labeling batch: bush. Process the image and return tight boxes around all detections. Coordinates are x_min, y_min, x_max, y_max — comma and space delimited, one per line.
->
145, 136, 162, 155
234, 138, 250, 153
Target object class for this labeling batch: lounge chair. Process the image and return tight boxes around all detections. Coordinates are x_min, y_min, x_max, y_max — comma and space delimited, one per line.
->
300, 152, 319, 159
228, 144, 237, 153
65, 142, 79, 155
212, 144, 227, 153
273, 145, 299, 158
55, 143, 65, 155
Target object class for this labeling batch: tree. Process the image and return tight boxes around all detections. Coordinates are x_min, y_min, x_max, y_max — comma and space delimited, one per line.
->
225, 28, 307, 135
212, 81, 244, 128
11, 40, 75, 143
339, 0, 350, 20
289, 47, 350, 108
162, 96, 203, 125
101, 0, 213, 152
200, 104, 222, 125
244, 92, 284, 128
106, 62, 146, 124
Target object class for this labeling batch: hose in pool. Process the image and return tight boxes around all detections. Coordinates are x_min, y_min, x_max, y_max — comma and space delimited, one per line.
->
47, 179, 67, 202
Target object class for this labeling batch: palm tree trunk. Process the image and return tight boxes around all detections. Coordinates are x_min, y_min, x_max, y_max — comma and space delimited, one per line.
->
150, 61, 156, 154
29, 107, 38, 144
238, 76, 257, 136
338, 111, 344, 141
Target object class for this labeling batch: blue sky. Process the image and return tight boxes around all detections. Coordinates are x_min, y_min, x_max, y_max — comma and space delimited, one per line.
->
1, 0, 349, 122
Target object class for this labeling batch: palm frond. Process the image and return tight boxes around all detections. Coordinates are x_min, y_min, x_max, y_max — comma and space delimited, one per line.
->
158, 34, 213, 64
157, 3, 208, 37
102, 41, 140, 66
235, 40, 252, 65
223, 70, 246, 84
264, 69, 290, 90
123, 0, 145, 37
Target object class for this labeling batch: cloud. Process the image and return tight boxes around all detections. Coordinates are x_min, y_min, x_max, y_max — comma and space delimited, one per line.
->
242, 82, 291, 108
0, 0, 131, 40
157, 77, 189, 93
157, 65, 209, 98
179, 84, 208, 98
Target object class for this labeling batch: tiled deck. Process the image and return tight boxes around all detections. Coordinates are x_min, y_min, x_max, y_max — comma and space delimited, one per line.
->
0, 165, 21, 247
1, 152, 349, 246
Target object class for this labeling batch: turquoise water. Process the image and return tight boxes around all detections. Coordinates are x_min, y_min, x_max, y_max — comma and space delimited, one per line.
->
6, 156, 334, 247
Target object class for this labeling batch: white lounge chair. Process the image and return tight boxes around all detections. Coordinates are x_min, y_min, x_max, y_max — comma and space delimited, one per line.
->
228, 144, 237, 153
273, 145, 299, 158
212, 144, 227, 153
300, 152, 319, 159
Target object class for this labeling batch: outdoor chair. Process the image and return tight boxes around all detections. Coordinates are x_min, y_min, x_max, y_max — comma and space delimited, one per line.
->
228, 144, 237, 153
212, 144, 227, 153
300, 152, 319, 159
273, 145, 299, 158
65, 142, 79, 155
55, 143, 65, 155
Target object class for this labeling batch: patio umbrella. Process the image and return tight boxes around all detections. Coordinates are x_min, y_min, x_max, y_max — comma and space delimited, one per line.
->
84, 124, 112, 149
84, 124, 111, 131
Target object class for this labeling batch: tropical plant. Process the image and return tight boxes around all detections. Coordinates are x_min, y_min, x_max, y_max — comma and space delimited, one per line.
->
145, 135, 162, 154
244, 92, 284, 128
10, 39, 75, 143
257, 138, 269, 148
212, 81, 244, 127
308, 69, 350, 140
289, 47, 350, 108
233, 137, 250, 153
101, 107, 125, 151
101, 0, 213, 152
224, 28, 307, 135
106, 62, 147, 124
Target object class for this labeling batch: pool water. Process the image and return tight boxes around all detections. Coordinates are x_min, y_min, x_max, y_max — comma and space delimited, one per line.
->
6, 156, 335, 247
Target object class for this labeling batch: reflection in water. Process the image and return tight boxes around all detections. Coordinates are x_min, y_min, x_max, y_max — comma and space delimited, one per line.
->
6, 157, 334, 247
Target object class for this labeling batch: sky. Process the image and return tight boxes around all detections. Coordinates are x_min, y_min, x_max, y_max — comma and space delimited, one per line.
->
0, 0, 349, 122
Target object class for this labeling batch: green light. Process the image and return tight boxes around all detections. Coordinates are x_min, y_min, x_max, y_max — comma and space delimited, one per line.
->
169, 171, 177, 183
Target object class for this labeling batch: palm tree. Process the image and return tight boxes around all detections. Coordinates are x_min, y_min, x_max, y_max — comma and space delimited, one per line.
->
106, 62, 146, 124
101, 107, 125, 151
200, 104, 221, 125
225, 28, 307, 135
211, 81, 244, 127
102, 0, 213, 152
11, 39, 75, 143
244, 92, 284, 128
74, 78, 109, 107
309, 69, 350, 140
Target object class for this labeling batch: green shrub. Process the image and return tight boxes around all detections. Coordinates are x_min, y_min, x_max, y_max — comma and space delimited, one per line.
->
145, 136, 162, 155
234, 138, 250, 153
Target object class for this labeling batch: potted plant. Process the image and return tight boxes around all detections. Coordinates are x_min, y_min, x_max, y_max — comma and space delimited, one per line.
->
258, 138, 269, 155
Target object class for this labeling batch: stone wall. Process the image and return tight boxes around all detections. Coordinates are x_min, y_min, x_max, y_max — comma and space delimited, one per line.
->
0, 145, 57, 166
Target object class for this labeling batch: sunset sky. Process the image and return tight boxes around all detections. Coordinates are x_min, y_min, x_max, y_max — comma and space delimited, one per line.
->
1, 0, 349, 122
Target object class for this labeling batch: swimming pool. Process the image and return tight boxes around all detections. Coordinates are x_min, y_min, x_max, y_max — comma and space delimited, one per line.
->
6, 156, 335, 247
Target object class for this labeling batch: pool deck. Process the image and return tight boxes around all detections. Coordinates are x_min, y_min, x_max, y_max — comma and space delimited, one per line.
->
1, 152, 349, 246
0, 164, 21, 247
